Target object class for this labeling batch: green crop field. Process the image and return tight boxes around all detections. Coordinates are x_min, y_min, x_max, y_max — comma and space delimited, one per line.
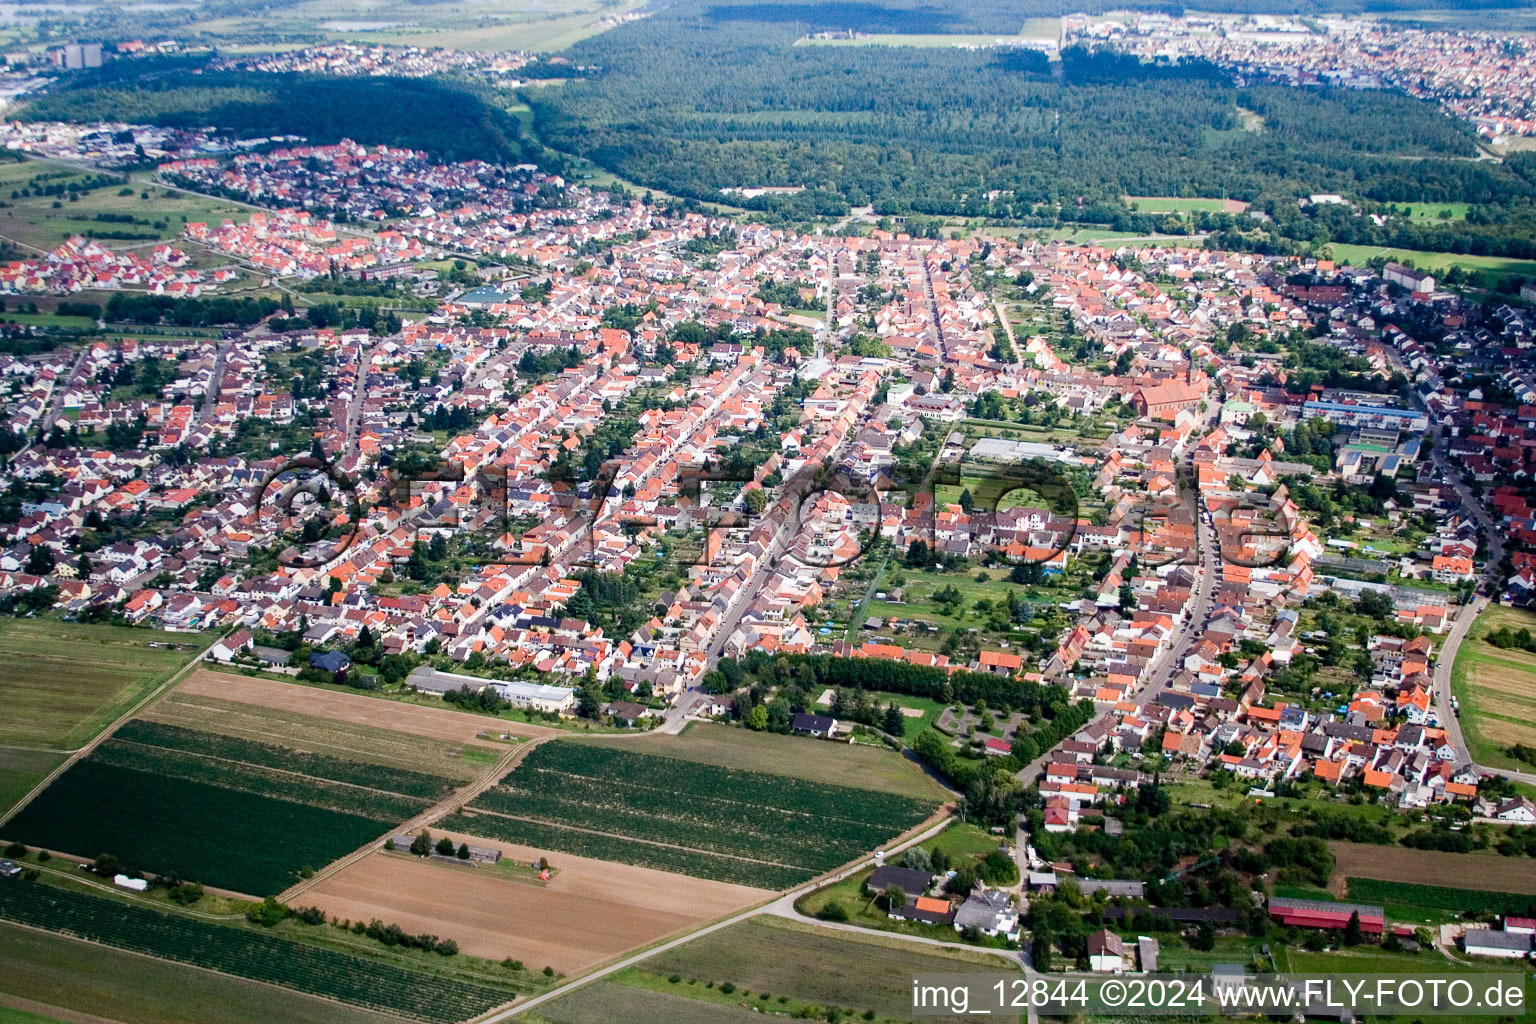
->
0, 883, 514, 1023
1345, 878, 1536, 917
625, 722, 945, 799
0, 749, 64, 820
0, 619, 204, 752
1450, 604, 1536, 772
529, 981, 772, 1024
3, 721, 456, 895
450, 742, 938, 888
0, 921, 402, 1024
1329, 243, 1536, 289
638, 916, 1015, 1020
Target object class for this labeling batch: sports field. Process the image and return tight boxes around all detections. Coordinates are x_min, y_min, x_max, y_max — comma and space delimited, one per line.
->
1449, 604, 1536, 770
0, 619, 203, 751
1126, 195, 1249, 213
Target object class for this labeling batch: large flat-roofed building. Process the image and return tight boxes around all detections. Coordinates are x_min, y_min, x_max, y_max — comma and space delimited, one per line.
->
1268, 896, 1384, 934
407, 665, 577, 713
1302, 398, 1428, 434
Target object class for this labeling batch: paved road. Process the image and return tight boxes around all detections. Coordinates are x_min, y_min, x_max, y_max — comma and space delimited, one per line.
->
194, 338, 234, 429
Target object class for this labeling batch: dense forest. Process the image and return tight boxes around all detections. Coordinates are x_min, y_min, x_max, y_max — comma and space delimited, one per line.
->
523, 0, 1531, 228
20, 62, 538, 166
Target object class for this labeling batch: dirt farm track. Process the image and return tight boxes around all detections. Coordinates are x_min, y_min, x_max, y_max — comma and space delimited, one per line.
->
304, 832, 769, 974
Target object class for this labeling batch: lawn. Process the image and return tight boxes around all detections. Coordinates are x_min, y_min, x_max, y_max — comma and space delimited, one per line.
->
627, 720, 947, 800
1450, 604, 1536, 772
1329, 243, 1536, 289
1125, 196, 1242, 213
529, 980, 772, 1024
0, 921, 402, 1024
1402, 202, 1470, 220
0, 619, 205, 750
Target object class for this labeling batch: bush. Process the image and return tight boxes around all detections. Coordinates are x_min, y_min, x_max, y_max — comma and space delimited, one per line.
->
720, 982, 737, 994
668, 974, 682, 984
4, 841, 26, 858
816, 900, 850, 922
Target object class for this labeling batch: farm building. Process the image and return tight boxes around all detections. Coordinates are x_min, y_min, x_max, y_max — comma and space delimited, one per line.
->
1464, 929, 1534, 959
866, 864, 933, 902
406, 666, 576, 713
1267, 896, 1384, 934
891, 895, 955, 926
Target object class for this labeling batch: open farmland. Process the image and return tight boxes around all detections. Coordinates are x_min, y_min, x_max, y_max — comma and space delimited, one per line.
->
529, 981, 772, 1024
4, 720, 459, 895
625, 722, 946, 799
0, 619, 202, 750
0, 159, 248, 253
629, 916, 1016, 1021
1328, 841, 1536, 895
305, 834, 765, 974
0, 882, 515, 1023
0, 750, 65, 820
1449, 604, 1536, 771
178, 668, 554, 741
142, 690, 493, 781
0, 921, 402, 1024
1344, 878, 1536, 917
446, 742, 939, 888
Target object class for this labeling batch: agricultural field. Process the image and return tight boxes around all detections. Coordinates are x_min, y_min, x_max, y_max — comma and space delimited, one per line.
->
142, 688, 500, 781
178, 668, 554, 742
0, 750, 65, 822
1448, 604, 1536, 771
0, 921, 403, 1024
177, 0, 648, 53
796, 33, 1051, 48
446, 742, 939, 888
631, 915, 1017, 1022
1125, 195, 1248, 213
4, 719, 460, 895
1328, 841, 1536, 896
0, 160, 248, 253
527, 981, 773, 1024
1329, 242, 1536, 289
0, 882, 514, 1023
306, 833, 764, 974
0, 618, 203, 751
1343, 878, 1536, 920
627, 722, 946, 799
